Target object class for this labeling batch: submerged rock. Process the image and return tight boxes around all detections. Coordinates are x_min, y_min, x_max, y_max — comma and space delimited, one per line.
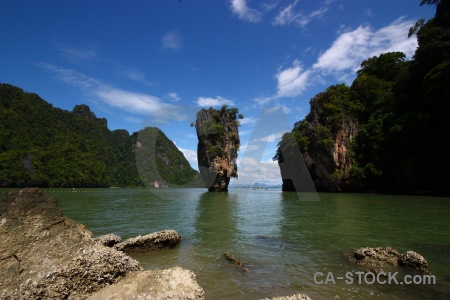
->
224, 252, 250, 272
349, 246, 431, 274
114, 230, 181, 254
88, 267, 205, 300
195, 106, 241, 192
0, 188, 142, 299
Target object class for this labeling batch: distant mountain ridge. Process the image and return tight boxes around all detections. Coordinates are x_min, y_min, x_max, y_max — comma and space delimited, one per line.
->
0, 83, 201, 188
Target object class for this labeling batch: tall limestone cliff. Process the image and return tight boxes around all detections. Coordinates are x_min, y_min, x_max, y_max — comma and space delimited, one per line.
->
275, 84, 358, 192
195, 106, 242, 192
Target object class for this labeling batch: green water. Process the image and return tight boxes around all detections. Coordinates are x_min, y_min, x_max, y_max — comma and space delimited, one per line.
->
6, 188, 449, 299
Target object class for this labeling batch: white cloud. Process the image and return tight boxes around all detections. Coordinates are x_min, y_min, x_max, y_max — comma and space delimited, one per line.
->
37, 62, 100, 89
166, 92, 181, 102
57, 44, 98, 62
238, 117, 258, 125
253, 131, 284, 143
196, 96, 235, 107
121, 69, 155, 87
96, 88, 164, 114
259, 17, 418, 102
230, 0, 263, 23
272, 0, 329, 28
38, 62, 167, 115
161, 31, 183, 52
234, 157, 281, 184
177, 147, 198, 170
276, 60, 310, 97
313, 17, 418, 74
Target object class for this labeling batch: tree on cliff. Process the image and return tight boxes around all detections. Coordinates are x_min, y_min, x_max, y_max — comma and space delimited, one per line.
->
194, 106, 242, 191
274, 0, 450, 195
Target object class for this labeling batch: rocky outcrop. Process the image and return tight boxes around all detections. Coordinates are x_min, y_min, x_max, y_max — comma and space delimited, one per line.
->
195, 107, 240, 191
0, 188, 142, 299
349, 246, 431, 274
88, 267, 205, 300
0, 188, 202, 299
114, 230, 182, 254
276, 85, 358, 192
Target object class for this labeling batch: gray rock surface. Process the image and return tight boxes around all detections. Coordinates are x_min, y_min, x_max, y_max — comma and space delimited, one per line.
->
94, 233, 122, 247
114, 230, 181, 254
0, 188, 142, 299
0, 188, 201, 300
399, 250, 431, 274
88, 267, 205, 300
349, 246, 431, 274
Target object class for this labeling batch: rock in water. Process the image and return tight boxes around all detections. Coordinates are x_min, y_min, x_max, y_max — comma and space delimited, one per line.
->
0, 188, 142, 299
195, 106, 241, 191
114, 230, 181, 254
349, 246, 431, 274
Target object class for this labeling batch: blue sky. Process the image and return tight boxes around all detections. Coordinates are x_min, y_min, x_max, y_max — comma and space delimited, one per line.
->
0, 0, 435, 186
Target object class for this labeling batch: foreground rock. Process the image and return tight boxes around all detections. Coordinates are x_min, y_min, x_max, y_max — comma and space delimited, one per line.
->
0, 188, 142, 299
88, 267, 205, 300
349, 246, 431, 274
0, 188, 202, 300
114, 230, 181, 254
195, 107, 241, 192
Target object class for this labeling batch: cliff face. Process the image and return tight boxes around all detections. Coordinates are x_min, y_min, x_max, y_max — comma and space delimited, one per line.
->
195, 107, 240, 192
276, 84, 359, 192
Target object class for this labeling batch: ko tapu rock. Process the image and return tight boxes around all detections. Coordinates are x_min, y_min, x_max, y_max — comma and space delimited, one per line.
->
194, 106, 242, 192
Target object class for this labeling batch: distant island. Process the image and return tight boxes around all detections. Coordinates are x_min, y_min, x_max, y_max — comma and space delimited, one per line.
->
274, 0, 449, 196
0, 84, 202, 188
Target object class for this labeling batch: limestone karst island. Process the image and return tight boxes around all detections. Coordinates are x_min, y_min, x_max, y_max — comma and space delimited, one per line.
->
194, 106, 242, 192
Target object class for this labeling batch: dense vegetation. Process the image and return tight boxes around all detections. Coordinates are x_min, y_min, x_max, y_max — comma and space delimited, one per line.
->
0, 84, 201, 188
275, 0, 450, 195
194, 105, 243, 157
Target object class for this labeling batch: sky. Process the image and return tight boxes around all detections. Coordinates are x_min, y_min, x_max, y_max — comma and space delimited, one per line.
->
0, 0, 435, 186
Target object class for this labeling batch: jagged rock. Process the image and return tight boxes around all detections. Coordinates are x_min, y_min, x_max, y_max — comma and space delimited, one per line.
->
0, 188, 142, 299
114, 230, 181, 254
87, 267, 205, 300
195, 107, 240, 192
94, 233, 122, 247
349, 246, 431, 274
399, 251, 431, 274
262, 294, 311, 300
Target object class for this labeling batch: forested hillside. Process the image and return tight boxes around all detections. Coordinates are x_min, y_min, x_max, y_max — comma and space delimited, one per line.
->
0, 84, 201, 188
275, 0, 450, 195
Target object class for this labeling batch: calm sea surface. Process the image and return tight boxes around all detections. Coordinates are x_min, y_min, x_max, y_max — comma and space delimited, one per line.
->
4, 188, 449, 299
